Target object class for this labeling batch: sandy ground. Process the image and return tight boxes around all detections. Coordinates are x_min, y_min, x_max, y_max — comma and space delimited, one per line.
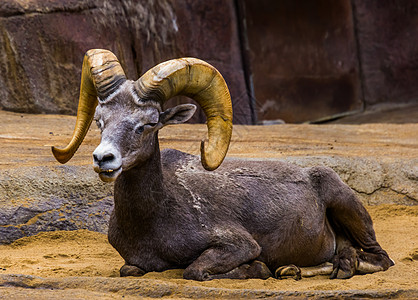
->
0, 205, 417, 299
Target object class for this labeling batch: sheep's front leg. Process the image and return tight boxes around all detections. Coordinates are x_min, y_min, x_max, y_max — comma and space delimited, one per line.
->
207, 260, 272, 280
120, 263, 146, 277
183, 228, 270, 281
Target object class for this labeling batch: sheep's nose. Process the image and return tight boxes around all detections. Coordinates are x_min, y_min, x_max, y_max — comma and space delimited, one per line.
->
92, 141, 122, 172
93, 152, 115, 165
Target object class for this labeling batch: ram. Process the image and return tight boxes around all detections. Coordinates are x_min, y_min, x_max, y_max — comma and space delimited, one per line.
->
52, 49, 393, 281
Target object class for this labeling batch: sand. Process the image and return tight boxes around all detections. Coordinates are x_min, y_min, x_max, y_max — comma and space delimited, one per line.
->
0, 204, 417, 299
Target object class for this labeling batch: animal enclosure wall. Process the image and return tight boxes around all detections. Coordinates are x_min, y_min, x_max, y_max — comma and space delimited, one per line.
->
243, 0, 362, 123
0, 0, 417, 123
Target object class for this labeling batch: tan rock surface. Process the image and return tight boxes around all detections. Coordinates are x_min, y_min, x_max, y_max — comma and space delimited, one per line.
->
0, 109, 416, 167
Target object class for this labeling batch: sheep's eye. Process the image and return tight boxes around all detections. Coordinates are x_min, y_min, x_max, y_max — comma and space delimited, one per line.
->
136, 125, 145, 134
95, 119, 103, 130
135, 123, 157, 134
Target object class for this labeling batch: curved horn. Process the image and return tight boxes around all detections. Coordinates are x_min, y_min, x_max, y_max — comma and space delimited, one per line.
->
134, 58, 233, 171
52, 49, 126, 163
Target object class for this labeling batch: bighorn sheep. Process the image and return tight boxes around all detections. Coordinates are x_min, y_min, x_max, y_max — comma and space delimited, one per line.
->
52, 49, 393, 281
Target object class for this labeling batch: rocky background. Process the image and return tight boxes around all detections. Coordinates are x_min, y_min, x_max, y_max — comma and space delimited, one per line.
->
0, 0, 417, 123
0, 0, 252, 124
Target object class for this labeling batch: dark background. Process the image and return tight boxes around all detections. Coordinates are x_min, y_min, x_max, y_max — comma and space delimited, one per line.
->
0, 0, 417, 124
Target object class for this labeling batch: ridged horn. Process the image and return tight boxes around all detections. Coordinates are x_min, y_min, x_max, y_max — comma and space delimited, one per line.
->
52, 49, 126, 164
134, 58, 233, 171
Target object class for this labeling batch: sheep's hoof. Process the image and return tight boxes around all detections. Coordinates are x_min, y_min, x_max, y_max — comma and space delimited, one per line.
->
330, 264, 354, 279
120, 264, 146, 277
246, 260, 273, 279
183, 261, 272, 280
275, 264, 302, 280
183, 268, 211, 281
225, 260, 272, 279
356, 250, 394, 275
330, 246, 358, 279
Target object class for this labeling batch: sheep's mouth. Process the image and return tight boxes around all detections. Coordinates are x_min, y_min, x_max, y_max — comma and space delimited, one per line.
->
98, 167, 122, 182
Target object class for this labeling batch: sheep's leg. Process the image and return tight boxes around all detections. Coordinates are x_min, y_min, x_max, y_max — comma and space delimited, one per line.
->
120, 263, 146, 277
207, 260, 272, 280
275, 237, 393, 280
325, 201, 393, 279
356, 250, 395, 274
330, 236, 395, 279
183, 228, 270, 281
300, 263, 334, 277
311, 167, 394, 278
330, 236, 359, 279
275, 264, 302, 280
275, 250, 393, 280
275, 263, 334, 280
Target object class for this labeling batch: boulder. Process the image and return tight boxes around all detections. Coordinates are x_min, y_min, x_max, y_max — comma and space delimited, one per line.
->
0, 165, 112, 244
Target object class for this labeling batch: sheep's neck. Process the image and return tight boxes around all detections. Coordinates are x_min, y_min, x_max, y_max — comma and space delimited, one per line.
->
114, 135, 165, 226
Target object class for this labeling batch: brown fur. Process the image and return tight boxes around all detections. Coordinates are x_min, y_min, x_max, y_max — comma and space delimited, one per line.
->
107, 146, 393, 280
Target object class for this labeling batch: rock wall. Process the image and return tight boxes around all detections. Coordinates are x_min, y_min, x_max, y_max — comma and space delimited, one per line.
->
244, 0, 362, 123
0, 0, 138, 114
352, 0, 418, 107
1, 0, 417, 123
0, 0, 252, 124
244, 0, 418, 123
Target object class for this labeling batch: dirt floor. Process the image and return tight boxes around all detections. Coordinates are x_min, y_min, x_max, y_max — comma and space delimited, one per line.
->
0, 205, 417, 299
0, 109, 417, 298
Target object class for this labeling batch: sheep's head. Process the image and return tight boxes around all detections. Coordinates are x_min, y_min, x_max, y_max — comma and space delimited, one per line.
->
51, 49, 232, 182
91, 82, 196, 182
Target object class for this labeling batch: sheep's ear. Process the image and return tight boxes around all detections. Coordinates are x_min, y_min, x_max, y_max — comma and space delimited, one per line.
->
159, 104, 197, 126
